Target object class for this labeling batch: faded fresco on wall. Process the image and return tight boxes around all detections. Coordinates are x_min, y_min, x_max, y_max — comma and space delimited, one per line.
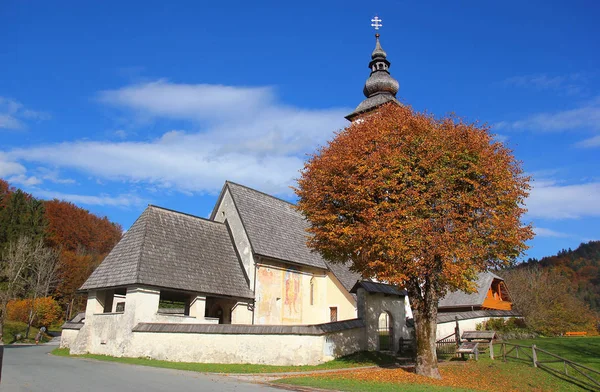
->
283, 267, 302, 323
256, 266, 282, 324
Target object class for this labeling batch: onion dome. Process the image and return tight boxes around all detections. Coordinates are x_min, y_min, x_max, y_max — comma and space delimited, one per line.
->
346, 33, 402, 122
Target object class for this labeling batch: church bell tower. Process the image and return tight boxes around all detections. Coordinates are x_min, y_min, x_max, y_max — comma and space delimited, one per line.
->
346, 16, 402, 122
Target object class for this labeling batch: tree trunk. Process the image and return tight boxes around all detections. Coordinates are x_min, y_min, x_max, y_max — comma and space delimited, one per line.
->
413, 300, 441, 378
0, 299, 7, 343
25, 307, 33, 339
408, 264, 442, 379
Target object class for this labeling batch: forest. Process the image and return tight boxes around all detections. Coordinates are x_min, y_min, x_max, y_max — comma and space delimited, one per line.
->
520, 240, 600, 311
500, 241, 600, 335
0, 178, 122, 341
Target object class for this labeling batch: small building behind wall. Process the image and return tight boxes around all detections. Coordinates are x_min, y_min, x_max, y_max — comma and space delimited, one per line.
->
351, 281, 411, 353
436, 272, 520, 338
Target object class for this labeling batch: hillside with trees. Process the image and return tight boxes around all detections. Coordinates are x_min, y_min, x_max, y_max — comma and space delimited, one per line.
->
0, 179, 122, 341
521, 241, 600, 311
500, 241, 600, 335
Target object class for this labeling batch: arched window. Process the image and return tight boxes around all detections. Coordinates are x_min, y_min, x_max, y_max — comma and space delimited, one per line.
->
310, 277, 315, 306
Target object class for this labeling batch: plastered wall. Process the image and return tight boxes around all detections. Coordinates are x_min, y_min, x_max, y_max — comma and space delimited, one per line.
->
254, 261, 357, 325
436, 316, 514, 339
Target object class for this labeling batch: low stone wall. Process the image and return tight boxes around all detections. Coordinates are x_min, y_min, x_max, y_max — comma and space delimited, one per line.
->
62, 319, 366, 366
59, 329, 80, 349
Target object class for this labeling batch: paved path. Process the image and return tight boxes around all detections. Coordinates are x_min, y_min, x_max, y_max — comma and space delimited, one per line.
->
0, 345, 284, 392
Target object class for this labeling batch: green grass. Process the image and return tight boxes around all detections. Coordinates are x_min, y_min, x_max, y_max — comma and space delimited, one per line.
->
497, 336, 600, 390
505, 336, 600, 371
278, 338, 600, 392
276, 377, 475, 392
51, 348, 396, 374
3, 321, 50, 344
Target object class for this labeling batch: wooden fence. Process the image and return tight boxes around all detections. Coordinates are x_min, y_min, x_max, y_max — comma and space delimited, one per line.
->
436, 332, 458, 359
501, 342, 600, 391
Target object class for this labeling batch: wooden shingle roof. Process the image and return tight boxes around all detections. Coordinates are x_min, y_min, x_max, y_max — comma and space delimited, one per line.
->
438, 272, 503, 309
218, 181, 329, 269
81, 205, 253, 299
350, 281, 407, 296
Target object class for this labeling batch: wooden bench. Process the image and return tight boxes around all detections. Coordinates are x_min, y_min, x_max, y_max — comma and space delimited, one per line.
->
461, 331, 497, 360
565, 331, 587, 336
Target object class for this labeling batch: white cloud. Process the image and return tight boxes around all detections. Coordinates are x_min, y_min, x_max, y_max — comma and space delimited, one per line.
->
533, 227, 570, 238
98, 80, 275, 122
0, 114, 23, 129
6, 81, 350, 196
0, 153, 26, 177
503, 73, 587, 95
0, 97, 49, 130
7, 174, 42, 186
526, 180, 600, 219
35, 167, 76, 184
33, 189, 145, 207
575, 135, 600, 148
495, 97, 600, 133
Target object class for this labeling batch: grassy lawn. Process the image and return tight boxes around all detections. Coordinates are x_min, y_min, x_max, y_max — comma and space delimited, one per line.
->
3, 321, 50, 344
277, 377, 475, 392
277, 337, 600, 392
51, 348, 396, 374
505, 336, 600, 371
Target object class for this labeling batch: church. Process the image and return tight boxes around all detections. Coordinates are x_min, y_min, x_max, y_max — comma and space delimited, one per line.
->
60, 23, 517, 365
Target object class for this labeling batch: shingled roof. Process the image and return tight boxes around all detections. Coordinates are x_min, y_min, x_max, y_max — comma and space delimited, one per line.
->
438, 272, 504, 309
81, 206, 253, 299
216, 181, 328, 269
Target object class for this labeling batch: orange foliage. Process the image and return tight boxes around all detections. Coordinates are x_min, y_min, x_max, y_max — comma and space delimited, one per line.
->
295, 104, 533, 377
291, 361, 557, 392
56, 250, 104, 302
7, 297, 62, 327
296, 104, 533, 293
43, 199, 122, 254
43, 199, 122, 305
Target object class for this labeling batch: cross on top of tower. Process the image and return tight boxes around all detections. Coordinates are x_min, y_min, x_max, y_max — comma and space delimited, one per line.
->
371, 16, 382, 31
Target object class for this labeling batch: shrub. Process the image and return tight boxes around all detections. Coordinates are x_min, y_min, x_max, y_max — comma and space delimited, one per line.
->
7, 297, 62, 327
477, 317, 528, 332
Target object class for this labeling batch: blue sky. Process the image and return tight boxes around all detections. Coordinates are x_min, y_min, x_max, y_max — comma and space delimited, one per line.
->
1, 0, 598, 260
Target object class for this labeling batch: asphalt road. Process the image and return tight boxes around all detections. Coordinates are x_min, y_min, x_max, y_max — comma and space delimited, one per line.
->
0, 344, 284, 392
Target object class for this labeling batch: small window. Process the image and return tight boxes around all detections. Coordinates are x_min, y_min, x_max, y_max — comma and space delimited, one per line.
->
115, 302, 125, 312
310, 278, 315, 306
330, 307, 338, 322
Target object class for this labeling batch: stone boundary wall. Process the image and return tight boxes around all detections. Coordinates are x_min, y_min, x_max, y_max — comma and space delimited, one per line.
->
132, 318, 365, 335
61, 319, 366, 366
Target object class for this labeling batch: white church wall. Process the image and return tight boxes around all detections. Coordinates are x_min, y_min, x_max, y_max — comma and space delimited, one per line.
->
325, 271, 357, 323
212, 189, 256, 290
64, 286, 221, 354
436, 316, 514, 339
254, 260, 356, 326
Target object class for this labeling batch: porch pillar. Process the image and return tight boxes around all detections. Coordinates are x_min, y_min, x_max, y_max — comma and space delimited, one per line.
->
189, 295, 207, 319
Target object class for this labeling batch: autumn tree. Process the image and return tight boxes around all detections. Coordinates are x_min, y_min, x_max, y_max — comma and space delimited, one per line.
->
43, 199, 122, 317
22, 237, 59, 338
501, 267, 597, 335
0, 237, 29, 341
0, 189, 47, 250
296, 104, 533, 378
